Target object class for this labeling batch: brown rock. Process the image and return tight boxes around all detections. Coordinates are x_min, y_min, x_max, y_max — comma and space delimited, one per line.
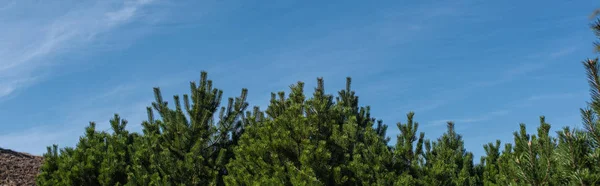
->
0, 148, 43, 186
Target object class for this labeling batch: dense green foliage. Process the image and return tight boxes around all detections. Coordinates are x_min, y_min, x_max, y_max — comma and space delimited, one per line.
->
35, 11, 600, 186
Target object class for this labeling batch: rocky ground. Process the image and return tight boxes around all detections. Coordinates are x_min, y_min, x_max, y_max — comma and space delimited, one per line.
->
0, 148, 43, 186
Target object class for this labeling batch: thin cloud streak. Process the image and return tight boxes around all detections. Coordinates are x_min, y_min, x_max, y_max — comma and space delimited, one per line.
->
0, 0, 157, 98
0, 68, 208, 154
425, 109, 511, 127
0, 95, 152, 155
425, 91, 584, 128
409, 46, 579, 113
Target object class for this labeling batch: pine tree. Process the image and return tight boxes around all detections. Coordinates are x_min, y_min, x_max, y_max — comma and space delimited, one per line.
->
37, 72, 249, 186
128, 71, 249, 185
36, 145, 60, 185
554, 127, 598, 185
225, 82, 324, 185
391, 112, 425, 185
421, 122, 478, 186
481, 140, 502, 186
590, 9, 600, 53
505, 117, 558, 186
576, 52, 600, 185
37, 122, 112, 186
496, 142, 518, 185
568, 11, 600, 185
97, 115, 137, 186
225, 78, 394, 185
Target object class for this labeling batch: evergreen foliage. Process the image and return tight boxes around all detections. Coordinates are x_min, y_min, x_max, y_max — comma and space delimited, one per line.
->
224, 78, 395, 185
421, 122, 478, 186
33, 9, 600, 186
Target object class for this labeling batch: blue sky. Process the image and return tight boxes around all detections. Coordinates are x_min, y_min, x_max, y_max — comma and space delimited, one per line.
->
0, 0, 598, 159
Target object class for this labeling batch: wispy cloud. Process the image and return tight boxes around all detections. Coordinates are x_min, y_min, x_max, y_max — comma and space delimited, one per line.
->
525, 92, 582, 102
0, 69, 203, 155
550, 46, 578, 58
0, 58, 210, 155
0, 90, 152, 155
241, 2, 464, 94
0, 77, 36, 97
424, 91, 584, 128
0, 126, 75, 155
407, 45, 579, 114
0, 0, 168, 154
478, 45, 578, 87
0, 0, 158, 99
425, 109, 511, 127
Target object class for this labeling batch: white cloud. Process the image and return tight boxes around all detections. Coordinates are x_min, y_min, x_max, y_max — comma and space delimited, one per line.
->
0, 0, 158, 99
424, 91, 584, 129
407, 45, 580, 114
0, 68, 200, 154
426, 109, 511, 127
550, 46, 577, 58
106, 0, 154, 23
0, 124, 77, 156
526, 92, 581, 102
0, 86, 14, 98
513, 91, 587, 108
0, 95, 152, 155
